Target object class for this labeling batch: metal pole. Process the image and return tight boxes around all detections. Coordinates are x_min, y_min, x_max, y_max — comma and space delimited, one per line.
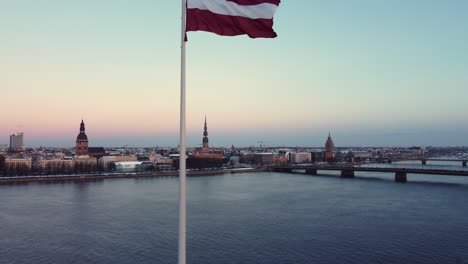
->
178, 0, 187, 264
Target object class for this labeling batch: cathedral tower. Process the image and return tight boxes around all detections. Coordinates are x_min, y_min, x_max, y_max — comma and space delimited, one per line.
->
76, 120, 89, 155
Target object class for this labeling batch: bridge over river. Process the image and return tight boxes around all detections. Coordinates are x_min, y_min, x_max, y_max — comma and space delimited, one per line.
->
273, 165, 468, 183
369, 157, 467, 166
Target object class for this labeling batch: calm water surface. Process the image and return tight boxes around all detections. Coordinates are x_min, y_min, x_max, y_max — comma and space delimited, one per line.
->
1, 172, 467, 264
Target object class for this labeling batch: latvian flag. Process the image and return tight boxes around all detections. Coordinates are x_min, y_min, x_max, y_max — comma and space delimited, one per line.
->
186, 0, 281, 39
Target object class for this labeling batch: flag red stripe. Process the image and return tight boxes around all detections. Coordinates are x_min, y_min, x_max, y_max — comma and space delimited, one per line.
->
227, 0, 280, 6
187, 8, 277, 38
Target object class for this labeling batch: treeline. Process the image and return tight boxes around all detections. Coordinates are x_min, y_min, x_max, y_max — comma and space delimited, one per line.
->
2, 163, 31, 176
0, 155, 5, 172
0, 160, 107, 177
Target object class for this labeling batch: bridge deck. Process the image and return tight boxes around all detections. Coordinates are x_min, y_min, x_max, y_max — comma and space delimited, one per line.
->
279, 166, 468, 177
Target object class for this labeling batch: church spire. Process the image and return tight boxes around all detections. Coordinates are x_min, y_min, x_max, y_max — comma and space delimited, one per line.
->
202, 116, 209, 149
76, 119, 89, 155
203, 116, 208, 136
80, 119, 85, 132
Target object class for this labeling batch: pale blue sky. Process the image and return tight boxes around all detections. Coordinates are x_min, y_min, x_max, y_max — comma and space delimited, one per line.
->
0, 1, 467, 147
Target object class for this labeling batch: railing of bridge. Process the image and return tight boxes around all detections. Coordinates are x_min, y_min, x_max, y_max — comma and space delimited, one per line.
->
283, 161, 468, 171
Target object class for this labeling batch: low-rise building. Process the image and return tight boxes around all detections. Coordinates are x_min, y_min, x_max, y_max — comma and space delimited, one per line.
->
5, 158, 32, 169
290, 152, 312, 164
240, 153, 274, 165
40, 158, 73, 169
115, 161, 152, 172
98, 155, 138, 170
73, 155, 97, 167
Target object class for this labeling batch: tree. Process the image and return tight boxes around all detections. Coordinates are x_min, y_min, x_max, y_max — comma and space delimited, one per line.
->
2, 164, 11, 176
97, 163, 104, 173
34, 164, 43, 176
45, 163, 52, 175
64, 164, 72, 174
107, 162, 116, 172
13, 163, 23, 176
146, 164, 156, 172
0, 155, 5, 171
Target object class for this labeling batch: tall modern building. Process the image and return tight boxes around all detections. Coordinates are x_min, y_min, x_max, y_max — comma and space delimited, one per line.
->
9, 133, 24, 151
202, 116, 209, 149
76, 120, 89, 155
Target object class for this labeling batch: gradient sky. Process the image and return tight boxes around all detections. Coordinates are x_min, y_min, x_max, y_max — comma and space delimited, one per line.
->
1, 0, 467, 147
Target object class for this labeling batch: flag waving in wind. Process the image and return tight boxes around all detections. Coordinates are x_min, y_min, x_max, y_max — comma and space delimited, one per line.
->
186, 0, 281, 38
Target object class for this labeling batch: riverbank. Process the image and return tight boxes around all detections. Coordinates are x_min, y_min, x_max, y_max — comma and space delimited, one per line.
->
0, 167, 270, 185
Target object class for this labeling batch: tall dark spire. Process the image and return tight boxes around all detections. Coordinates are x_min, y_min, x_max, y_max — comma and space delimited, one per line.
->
203, 116, 208, 137
77, 119, 88, 141
203, 116, 209, 149
80, 119, 85, 132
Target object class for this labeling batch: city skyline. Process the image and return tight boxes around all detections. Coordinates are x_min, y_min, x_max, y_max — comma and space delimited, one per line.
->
2, 122, 466, 148
1, 1, 467, 147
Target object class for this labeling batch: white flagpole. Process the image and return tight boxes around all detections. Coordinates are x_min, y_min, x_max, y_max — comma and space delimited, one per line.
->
178, 0, 187, 263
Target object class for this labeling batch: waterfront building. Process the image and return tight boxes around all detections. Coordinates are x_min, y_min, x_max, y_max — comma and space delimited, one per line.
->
230, 156, 240, 166
5, 158, 32, 169
76, 120, 89, 155
349, 151, 373, 162
240, 153, 274, 165
40, 158, 73, 171
290, 152, 312, 164
73, 155, 97, 167
273, 156, 288, 166
115, 161, 142, 172
310, 150, 324, 163
114, 161, 152, 172
97, 156, 117, 169
98, 155, 138, 170
115, 155, 139, 162
9, 133, 24, 151
153, 158, 174, 171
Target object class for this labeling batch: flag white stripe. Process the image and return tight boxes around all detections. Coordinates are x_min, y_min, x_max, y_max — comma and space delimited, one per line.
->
188, 0, 277, 20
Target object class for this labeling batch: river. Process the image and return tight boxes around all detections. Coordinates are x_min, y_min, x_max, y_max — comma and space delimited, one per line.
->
0, 171, 467, 264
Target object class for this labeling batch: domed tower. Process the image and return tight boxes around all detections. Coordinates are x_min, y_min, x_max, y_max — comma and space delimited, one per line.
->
76, 120, 89, 155
202, 116, 209, 149
325, 132, 335, 152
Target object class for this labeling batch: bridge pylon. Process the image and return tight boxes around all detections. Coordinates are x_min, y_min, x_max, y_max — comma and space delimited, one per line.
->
341, 169, 355, 178
395, 172, 407, 183
305, 168, 317, 175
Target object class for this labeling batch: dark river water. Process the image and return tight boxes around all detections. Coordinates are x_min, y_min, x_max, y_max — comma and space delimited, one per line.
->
1, 171, 467, 264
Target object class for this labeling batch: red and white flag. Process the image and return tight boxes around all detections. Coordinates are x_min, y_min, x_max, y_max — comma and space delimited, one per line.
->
186, 0, 281, 38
